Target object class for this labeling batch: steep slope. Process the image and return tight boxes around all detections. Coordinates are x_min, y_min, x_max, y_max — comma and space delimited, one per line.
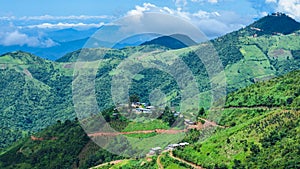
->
174, 70, 300, 169
0, 120, 121, 169
226, 70, 300, 108
0, 51, 75, 152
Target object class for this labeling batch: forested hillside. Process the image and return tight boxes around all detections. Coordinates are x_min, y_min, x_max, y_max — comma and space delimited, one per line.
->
0, 119, 121, 169
174, 70, 300, 169
1, 70, 300, 169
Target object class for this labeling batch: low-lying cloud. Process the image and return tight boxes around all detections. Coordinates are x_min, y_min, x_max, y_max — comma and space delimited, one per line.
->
0, 15, 111, 21
27, 22, 105, 29
0, 30, 57, 47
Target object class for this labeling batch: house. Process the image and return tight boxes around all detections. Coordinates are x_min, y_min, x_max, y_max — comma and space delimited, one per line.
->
131, 102, 141, 108
250, 27, 262, 32
149, 147, 162, 155
184, 119, 196, 125
271, 12, 285, 17
165, 142, 189, 151
146, 106, 155, 109
136, 108, 152, 114
179, 142, 189, 146
166, 143, 180, 149
174, 112, 180, 117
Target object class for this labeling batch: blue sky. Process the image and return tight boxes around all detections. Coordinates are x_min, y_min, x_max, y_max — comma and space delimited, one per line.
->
0, 0, 299, 47
0, 0, 176, 16
0, 0, 263, 17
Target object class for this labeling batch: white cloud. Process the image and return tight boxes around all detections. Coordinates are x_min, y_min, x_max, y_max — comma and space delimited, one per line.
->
208, 0, 218, 3
162, 7, 174, 15
277, 0, 300, 20
0, 15, 111, 21
122, 3, 251, 39
27, 22, 105, 29
261, 11, 269, 16
265, 0, 277, 3
0, 16, 16, 20
123, 3, 253, 38
180, 10, 250, 38
167, 8, 249, 38
174, 0, 188, 7
193, 10, 220, 18
41, 39, 57, 48
0, 31, 39, 47
0, 30, 57, 47
126, 3, 157, 16
190, 0, 219, 4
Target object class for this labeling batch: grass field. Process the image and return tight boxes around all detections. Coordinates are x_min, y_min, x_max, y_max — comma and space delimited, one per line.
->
122, 119, 169, 132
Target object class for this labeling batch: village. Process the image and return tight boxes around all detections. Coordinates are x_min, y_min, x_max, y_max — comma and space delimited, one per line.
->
129, 101, 209, 156
148, 142, 190, 156
130, 101, 197, 125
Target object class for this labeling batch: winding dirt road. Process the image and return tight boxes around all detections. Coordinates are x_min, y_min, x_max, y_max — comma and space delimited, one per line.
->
157, 154, 164, 169
169, 151, 203, 169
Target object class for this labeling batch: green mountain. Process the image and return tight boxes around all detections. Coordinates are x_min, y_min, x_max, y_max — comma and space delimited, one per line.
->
246, 12, 300, 36
1, 69, 299, 169
0, 51, 75, 151
174, 70, 300, 169
140, 34, 197, 49
1, 14, 300, 156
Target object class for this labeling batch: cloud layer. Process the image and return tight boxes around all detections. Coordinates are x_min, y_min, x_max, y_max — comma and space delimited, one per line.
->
125, 3, 252, 38
0, 15, 111, 21
0, 30, 57, 47
2, 0, 299, 48
27, 22, 105, 29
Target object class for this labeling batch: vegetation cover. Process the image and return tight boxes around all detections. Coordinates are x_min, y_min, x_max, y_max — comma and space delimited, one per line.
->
0, 14, 300, 169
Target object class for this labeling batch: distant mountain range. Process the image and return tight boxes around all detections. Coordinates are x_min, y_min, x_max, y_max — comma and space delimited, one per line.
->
0, 26, 160, 60
2, 13, 299, 61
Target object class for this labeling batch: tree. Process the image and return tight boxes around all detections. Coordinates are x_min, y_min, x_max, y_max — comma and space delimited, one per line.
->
160, 106, 176, 126
197, 107, 205, 120
233, 159, 244, 169
129, 94, 140, 103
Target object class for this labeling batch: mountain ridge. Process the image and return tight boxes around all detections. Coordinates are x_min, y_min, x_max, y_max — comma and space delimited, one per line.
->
245, 12, 300, 36
140, 34, 197, 49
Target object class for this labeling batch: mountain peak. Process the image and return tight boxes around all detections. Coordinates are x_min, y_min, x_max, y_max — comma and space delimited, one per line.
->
140, 34, 197, 49
247, 13, 300, 36
0, 51, 46, 64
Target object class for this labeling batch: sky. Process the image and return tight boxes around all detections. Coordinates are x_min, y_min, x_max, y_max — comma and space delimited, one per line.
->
0, 0, 299, 47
